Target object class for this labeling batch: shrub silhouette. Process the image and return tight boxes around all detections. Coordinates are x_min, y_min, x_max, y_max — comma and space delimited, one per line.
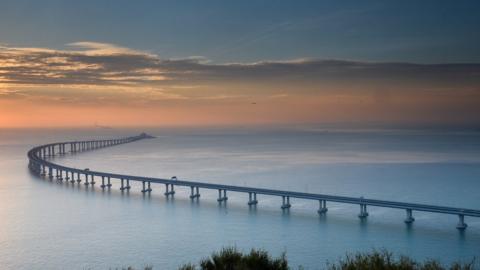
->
327, 250, 475, 270
178, 248, 475, 270
179, 247, 288, 270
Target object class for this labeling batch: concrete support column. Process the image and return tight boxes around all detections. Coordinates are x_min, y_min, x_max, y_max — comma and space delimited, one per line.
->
358, 204, 369, 218
141, 181, 147, 193
281, 196, 291, 209
125, 179, 131, 190
65, 170, 70, 181
84, 174, 90, 186
189, 186, 200, 199
248, 192, 258, 205
457, 214, 468, 230
107, 177, 112, 187
90, 175, 95, 185
217, 189, 228, 202
190, 186, 195, 198
70, 171, 75, 183
318, 200, 328, 214
41, 165, 46, 176
405, 209, 415, 223
147, 181, 152, 192
76, 173, 82, 183
120, 178, 125, 190
164, 184, 175, 196
101, 176, 106, 188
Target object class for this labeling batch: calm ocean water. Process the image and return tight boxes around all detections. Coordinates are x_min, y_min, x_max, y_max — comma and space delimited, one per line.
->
1, 127, 479, 269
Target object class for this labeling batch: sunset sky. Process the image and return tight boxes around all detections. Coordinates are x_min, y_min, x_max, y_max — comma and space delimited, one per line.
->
1, 0, 479, 127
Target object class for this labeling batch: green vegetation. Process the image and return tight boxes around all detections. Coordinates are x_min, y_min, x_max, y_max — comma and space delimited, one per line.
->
119, 248, 476, 270
178, 247, 288, 270
327, 250, 475, 270
177, 248, 475, 270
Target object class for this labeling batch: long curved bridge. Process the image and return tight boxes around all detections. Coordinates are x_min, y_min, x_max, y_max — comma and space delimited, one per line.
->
28, 133, 480, 230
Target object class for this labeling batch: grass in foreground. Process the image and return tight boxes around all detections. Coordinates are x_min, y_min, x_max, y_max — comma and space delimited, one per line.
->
178, 247, 475, 270
120, 247, 476, 270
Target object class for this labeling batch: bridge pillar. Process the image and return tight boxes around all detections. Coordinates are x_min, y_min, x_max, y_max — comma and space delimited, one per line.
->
189, 186, 200, 199
40, 165, 46, 176
57, 169, 63, 181
404, 209, 415, 223
107, 177, 112, 187
125, 179, 131, 190
318, 200, 328, 214
189, 186, 195, 199
141, 181, 147, 193
76, 173, 81, 183
217, 189, 228, 202
281, 196, 291, 209
147, 182, 152, 192
120, 178, 125, 190
70, 171, 75, 183
248, 192, 258, 205
84, 174, 90, 185
48, 167, 53, 179
101, 176, 106, 188
90, 175, 95, 185
164, 184, 175, 196
65, 170, 70, 181
358, 204, 369, 218
456, 214, 468, 230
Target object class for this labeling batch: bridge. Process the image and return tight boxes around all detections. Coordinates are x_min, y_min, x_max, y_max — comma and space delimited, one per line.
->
27, 133, 480, 230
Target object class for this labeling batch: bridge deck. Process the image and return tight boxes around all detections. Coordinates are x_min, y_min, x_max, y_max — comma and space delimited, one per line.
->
27, 134, 480, 229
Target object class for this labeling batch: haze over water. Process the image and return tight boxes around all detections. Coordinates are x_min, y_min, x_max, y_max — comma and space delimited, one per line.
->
1, 126, 479, 269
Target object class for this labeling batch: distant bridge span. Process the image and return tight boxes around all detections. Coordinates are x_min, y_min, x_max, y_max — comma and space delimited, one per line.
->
27, 133, 480, 230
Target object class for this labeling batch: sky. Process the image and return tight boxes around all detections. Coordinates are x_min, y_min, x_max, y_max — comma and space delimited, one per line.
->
0, 0, 479, 128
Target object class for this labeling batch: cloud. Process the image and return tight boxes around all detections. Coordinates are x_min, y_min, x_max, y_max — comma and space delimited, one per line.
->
66, 41, 146, 55
1, 41, 479, 102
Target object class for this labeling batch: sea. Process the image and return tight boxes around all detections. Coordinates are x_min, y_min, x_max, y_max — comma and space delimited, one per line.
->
1, 126, 479, 269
